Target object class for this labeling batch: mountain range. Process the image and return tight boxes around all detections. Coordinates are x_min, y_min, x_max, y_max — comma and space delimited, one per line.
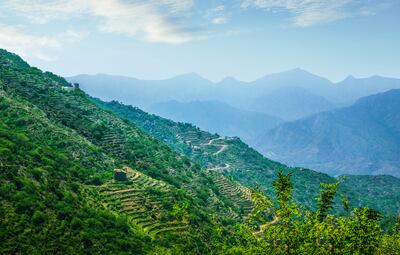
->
258, 89, 400, 177
68, 69, 400, 121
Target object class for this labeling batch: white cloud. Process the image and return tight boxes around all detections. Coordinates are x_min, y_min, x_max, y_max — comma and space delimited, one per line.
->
205, 5, 230, 25
241, 0, 388, 27
5, 0, 196, 44
0, 24, 84, 61
212, 17, 229, 25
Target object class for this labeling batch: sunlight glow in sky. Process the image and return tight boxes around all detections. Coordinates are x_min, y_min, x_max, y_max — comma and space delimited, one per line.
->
0, 0, 399, 81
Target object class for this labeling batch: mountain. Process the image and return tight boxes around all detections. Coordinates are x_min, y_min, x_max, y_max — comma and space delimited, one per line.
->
257, 89, 400, 177
249, 86, 335, 120
332, 75, 400, 104
96, 99, 400, 215
68, 73, 216, 109
68, 70, 400, 122
251, 68, 333, 94
68, 70, 337, 120
148, 100, 282, 145
233, 69, 336, 120
250, 69, 400, 107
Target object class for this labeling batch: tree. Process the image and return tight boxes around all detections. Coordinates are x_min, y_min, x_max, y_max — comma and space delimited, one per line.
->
273, 171, 297, 225
249, 186, 272, 228
315, 180, 340, 222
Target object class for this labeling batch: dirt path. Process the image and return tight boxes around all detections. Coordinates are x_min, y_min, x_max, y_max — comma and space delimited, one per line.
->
254, 215, 279, 235
213, 144, 228, 155
201, 137, 229, 156
203, 137, 224, 146
207, 163, 231, 172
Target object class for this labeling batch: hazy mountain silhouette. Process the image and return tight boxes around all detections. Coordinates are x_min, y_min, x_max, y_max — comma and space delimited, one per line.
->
68, 69, 400, 121
249, 86, 335, 120
257, 89, 400, 177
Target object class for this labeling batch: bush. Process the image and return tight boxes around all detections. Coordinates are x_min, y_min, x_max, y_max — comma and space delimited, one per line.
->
32, 210, 46, 225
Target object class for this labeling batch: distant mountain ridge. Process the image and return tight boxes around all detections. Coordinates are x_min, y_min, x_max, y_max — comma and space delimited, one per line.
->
68, 70, 400, 121
257, 89, 400, 177
248, 86, 334, 120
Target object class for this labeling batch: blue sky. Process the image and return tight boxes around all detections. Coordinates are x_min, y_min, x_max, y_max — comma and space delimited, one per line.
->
0, 0, 399, 82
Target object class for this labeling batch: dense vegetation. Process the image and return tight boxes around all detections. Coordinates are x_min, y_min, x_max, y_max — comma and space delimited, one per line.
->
0, 94, 151, 254
1, 49, 400, 254
96, 100, 400, 216
244, 172, 400, 254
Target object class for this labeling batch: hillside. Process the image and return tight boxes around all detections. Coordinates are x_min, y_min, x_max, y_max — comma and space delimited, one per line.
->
343, 175, 400, 214
96, 100, 400, 215
0, 49, 265, 254
258, 89, 400, 177
148, 100, 282, 145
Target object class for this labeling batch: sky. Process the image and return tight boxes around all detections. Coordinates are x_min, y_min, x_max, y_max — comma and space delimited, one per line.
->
0, 0, 399, 82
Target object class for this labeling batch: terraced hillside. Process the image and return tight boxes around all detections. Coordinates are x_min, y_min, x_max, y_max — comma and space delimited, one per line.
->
212, 175, 254, 218
99, 167, 190, 237
0, 49, 261, 254
96, 100, 400, 215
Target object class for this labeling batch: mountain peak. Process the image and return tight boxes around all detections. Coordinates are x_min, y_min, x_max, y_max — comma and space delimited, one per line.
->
169, 72, 210, 82
254, 68, 332, 86
343, 75, 356, 81
218, 76, 240, 84
288, 67, 308, 73
284, 68, 326, 78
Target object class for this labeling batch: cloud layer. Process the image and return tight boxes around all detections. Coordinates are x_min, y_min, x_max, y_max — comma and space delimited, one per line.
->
0, 24, 84, 61
4, 0, 196, 44
205, 5, 230, 25
0, 0, 393, 62
241, 0, 387, 27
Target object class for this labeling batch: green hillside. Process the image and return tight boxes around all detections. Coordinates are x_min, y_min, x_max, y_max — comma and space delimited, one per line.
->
96, 100, 400, 215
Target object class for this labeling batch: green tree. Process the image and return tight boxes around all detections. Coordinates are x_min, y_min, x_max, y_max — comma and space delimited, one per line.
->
273, 171, 297, 225
315, 180, 340, 221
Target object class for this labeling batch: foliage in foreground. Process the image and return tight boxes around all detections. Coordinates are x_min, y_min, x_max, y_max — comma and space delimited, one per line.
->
225, 172, 400, 254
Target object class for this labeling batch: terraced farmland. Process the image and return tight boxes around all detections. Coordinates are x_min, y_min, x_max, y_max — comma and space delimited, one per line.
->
212, 175, 254, 218
98, 168, 189, 237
